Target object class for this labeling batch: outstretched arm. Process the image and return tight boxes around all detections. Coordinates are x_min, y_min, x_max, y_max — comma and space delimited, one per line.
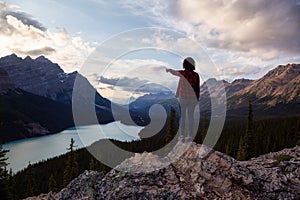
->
166, 68, 181, 77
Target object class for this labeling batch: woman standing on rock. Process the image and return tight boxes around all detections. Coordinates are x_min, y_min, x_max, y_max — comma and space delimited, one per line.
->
166, 57, 200, 142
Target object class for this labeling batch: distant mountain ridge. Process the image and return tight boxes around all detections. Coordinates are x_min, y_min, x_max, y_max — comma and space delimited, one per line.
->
131, 63, 300, 117
232, 63, 300, 104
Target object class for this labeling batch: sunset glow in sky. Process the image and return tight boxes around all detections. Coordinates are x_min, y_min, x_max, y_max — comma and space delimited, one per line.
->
1, 0, 300, 102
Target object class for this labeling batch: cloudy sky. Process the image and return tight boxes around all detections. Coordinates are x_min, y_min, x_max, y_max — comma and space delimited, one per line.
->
1, 0, 300, 103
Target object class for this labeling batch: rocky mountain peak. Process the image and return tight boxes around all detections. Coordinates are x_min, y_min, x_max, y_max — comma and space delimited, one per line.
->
0, 54, 76, 104
24, 56, 33, 61
0, 53, 22, 66
263, 63, 300, 79
35, 55, 52, 63
231, 78, 252, 84
29, 143, 300, 200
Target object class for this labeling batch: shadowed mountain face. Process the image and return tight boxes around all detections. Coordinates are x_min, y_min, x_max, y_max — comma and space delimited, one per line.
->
0, 68, 15, 93
0, 54, 69, 103
0, 54, 116, 143
0, 54, 111, 106
0, 69, 74, 143
0, 54, 115, 123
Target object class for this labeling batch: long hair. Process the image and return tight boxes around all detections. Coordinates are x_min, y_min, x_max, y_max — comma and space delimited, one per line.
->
183, 57, 195, 71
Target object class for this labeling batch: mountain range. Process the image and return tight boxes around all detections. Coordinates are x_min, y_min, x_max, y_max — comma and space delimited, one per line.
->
0, 53, 299, 142
0, 54, 114, 143
0, 67, 74, 143
131, 63, 300, 118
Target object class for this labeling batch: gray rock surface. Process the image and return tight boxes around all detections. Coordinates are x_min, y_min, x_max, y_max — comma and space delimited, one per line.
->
28, 143, 300, 200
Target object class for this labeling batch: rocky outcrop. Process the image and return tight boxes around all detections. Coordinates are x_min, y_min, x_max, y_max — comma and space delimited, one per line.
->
29, 143, 300, 200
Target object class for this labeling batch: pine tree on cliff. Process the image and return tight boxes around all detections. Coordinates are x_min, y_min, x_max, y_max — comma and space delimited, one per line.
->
237, 101, 254, 160
244, 101, 254, 159
0, 144, 9, 200
236, 136, 247, 160
63, 138, 79, 186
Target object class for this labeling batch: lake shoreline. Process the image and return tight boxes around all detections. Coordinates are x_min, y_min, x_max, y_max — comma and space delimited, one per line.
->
3, 121, 144, 172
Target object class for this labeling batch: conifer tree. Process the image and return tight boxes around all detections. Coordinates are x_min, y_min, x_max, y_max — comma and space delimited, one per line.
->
236, 136, 247, 160
98, 162, 106, 172
89, 158, 95, 171
236, 101, 255, 160
0, 144, 9, 200
48, 174, 57, 192
25, 163, 37, 197
63, 138, 79, 186
8, 169, 17, 200
244, 101, 254, 159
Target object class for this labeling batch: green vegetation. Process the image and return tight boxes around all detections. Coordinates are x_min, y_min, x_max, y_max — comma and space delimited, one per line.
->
214, 115, 300, 160
0, 144, 11, 200
236, 101, 254, 160
48, 174, 58, 192
0, 89, 74, 143
6, 113, 300, 199
274, 155, 294, 162
63, 138, 79, 186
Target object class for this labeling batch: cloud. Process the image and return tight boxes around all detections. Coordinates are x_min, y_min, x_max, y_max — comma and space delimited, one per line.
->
99, 75, 172, 94
0, 1, 94, 72
99, 76, 148, 88
119, 0, 300, 79
172, 0, 300, 59
95, 58, 178, 102
12, 46, 56, 56
0, 2, 45, 34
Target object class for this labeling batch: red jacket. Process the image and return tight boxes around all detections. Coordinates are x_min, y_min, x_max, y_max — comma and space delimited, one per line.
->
171, 69, 200, 101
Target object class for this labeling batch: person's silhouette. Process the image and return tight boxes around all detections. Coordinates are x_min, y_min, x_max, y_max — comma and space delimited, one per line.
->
166, 57, 200, 142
